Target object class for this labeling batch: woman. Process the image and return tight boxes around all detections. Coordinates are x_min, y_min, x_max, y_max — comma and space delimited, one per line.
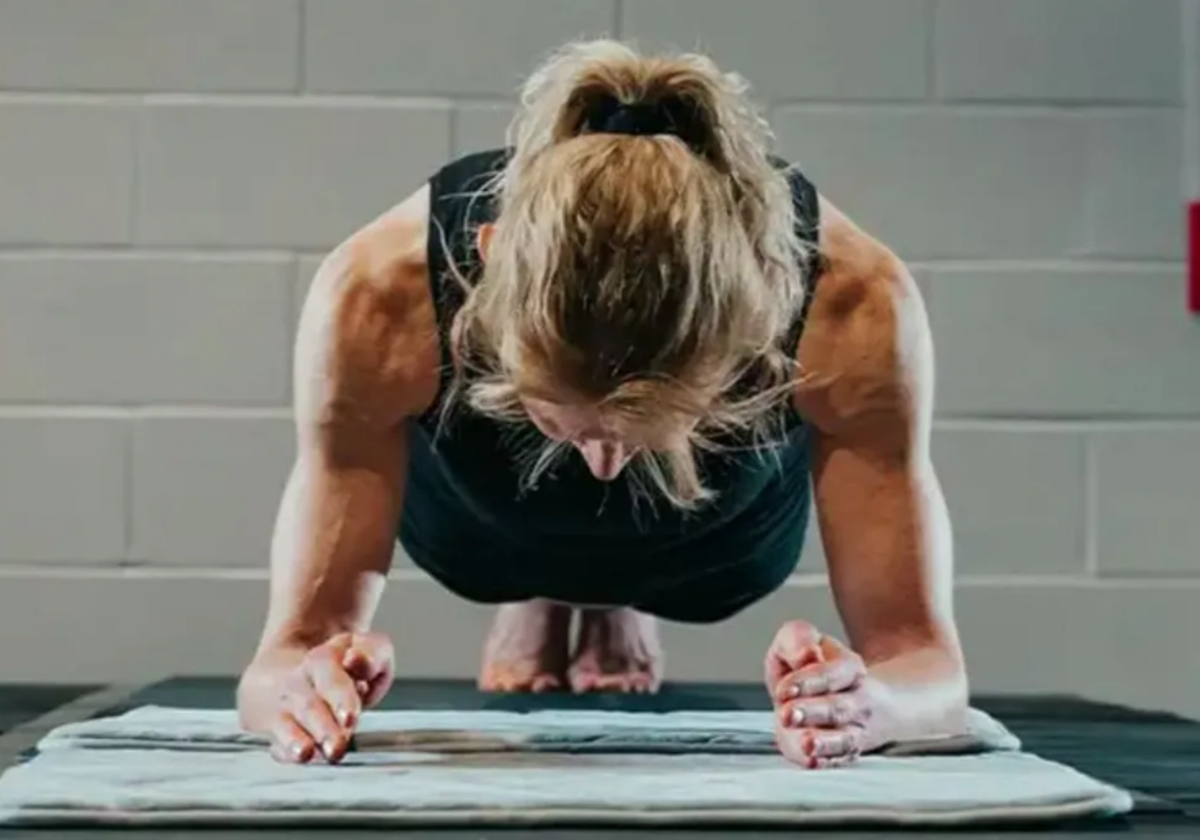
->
236, 39, 969, 770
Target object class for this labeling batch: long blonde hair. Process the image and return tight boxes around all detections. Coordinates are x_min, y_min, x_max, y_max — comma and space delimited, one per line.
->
444, 39, 812, 510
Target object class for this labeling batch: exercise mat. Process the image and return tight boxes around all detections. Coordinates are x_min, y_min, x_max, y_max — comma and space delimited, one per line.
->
0, 705, 1132, 828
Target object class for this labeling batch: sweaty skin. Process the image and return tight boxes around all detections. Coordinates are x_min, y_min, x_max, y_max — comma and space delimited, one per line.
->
238, 179, 965, 757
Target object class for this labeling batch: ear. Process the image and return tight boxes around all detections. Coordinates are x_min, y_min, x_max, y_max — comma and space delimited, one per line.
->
476, 223, 496, 262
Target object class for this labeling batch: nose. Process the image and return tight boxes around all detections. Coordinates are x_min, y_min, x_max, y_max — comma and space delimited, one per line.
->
577, 440, 629, 481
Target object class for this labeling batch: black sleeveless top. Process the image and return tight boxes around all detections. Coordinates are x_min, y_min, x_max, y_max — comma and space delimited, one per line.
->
396, 147, 824, 620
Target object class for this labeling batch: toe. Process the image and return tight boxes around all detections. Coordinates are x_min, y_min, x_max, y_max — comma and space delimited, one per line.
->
570, 671, 598, 694
594, 673, 633, 693
530, 674, 562, 693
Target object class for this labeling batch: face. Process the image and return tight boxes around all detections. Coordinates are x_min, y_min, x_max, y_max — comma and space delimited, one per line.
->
521, 396, 640, 481
483, 225, 696, 480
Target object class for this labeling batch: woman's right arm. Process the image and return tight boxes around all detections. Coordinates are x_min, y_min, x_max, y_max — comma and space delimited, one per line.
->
236, 190, 437, 760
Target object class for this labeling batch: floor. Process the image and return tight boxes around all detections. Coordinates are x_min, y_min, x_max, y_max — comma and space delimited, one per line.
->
1, 677, 1198, 838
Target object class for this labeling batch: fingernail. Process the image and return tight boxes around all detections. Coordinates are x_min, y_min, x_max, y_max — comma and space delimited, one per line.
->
799, 677, 827, 695
289, 742, 304, 760
322, 739, 337, 758
792, 707, 805, 726
336, 707, 351, 727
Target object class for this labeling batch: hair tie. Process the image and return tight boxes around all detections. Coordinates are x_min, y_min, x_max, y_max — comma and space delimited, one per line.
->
582, 96, 704, 152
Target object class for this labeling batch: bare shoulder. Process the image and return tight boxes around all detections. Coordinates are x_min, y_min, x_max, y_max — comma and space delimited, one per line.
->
793, 196, 933, 442
294, 185, 441, 435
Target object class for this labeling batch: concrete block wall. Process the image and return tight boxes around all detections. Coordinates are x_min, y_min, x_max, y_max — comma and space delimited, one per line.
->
0, 0, 1198, 717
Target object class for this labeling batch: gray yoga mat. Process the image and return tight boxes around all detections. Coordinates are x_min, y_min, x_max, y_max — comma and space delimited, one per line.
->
0, 705, 1133, 828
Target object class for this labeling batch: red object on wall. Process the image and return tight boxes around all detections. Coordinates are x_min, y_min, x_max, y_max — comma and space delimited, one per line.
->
1190, 201, 1200, 314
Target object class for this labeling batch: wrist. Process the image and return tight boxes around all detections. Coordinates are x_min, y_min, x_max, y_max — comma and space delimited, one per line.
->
861, 648, 969, 749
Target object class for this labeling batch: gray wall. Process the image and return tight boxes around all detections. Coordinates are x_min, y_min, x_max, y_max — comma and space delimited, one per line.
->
1, 0, 1198, 718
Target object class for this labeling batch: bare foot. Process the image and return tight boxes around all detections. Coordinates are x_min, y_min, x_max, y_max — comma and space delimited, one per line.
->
478, 600, 572, 693
568, 607, 664, 694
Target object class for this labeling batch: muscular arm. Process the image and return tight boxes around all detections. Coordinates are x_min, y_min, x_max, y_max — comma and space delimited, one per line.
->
243, 190, 437, 691
797, 202, 967, 746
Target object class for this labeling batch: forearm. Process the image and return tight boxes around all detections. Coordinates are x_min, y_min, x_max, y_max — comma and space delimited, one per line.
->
860, 644, 969, 751
254, 453, 402, 656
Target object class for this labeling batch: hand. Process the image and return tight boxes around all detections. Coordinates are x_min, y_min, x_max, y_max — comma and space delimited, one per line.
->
242, 631, 395, 765
764, 620, 871, 769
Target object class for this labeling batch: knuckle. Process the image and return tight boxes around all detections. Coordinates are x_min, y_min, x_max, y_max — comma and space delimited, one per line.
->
302, 647, 330, 670
279, 672, 309, 699
367, 632, 395, 656
781, 619, 819, 642
293, 695, 325, 720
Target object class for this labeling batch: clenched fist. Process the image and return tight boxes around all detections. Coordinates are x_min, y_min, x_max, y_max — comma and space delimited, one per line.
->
764, 620, 871, 769
238, 631, 395, 764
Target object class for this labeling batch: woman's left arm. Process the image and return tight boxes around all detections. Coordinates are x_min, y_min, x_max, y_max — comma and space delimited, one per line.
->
770, 221, 969, 765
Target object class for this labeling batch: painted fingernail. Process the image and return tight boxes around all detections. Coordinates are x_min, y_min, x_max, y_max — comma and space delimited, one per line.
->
801, 731, 817, 755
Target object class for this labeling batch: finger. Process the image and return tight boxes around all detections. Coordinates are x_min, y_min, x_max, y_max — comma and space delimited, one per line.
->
764, 620, 824, 688
284, 675, 350, 763
775, 725, 826, 770
304, 646, 362, 729
356, 665, 394, 709
341, 633, 396, 707
779, 692, 870, 729
806, 727, 864, 759
773, 655, 865, 701
776, 724, 864, 769
267, 713, 317, 764
341, 632, 395, 684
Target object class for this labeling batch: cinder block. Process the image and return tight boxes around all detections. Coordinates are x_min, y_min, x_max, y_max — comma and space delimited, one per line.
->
1094, 428, 1200, 576
928, 267, 1200, 417
454, 104, 514, 158
773, 107, 1087, 260
0, 255, 292, 405
135, 100, 451, 249
935, 0, 1181, 102
0, 0, 299, 92
932, 427, 1088, 575
623, 0, 929, 101
3, 573, 1199, 722
0, 102, 134, 245
1084, 112, 1186, 259
0, 417, 127, 564
131, 416, 295, 567
303, 0, 615, 95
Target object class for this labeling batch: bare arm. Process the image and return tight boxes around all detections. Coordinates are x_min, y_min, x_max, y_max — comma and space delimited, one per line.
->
798, 205, 967, 746
241, 190, 437, 713
256, 303, 406, 656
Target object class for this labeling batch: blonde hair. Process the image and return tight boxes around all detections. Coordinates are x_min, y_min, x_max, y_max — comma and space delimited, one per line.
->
443, 39, 812, 510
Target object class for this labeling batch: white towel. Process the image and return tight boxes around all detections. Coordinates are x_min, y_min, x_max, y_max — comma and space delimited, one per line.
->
0, 706, 1132, 828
